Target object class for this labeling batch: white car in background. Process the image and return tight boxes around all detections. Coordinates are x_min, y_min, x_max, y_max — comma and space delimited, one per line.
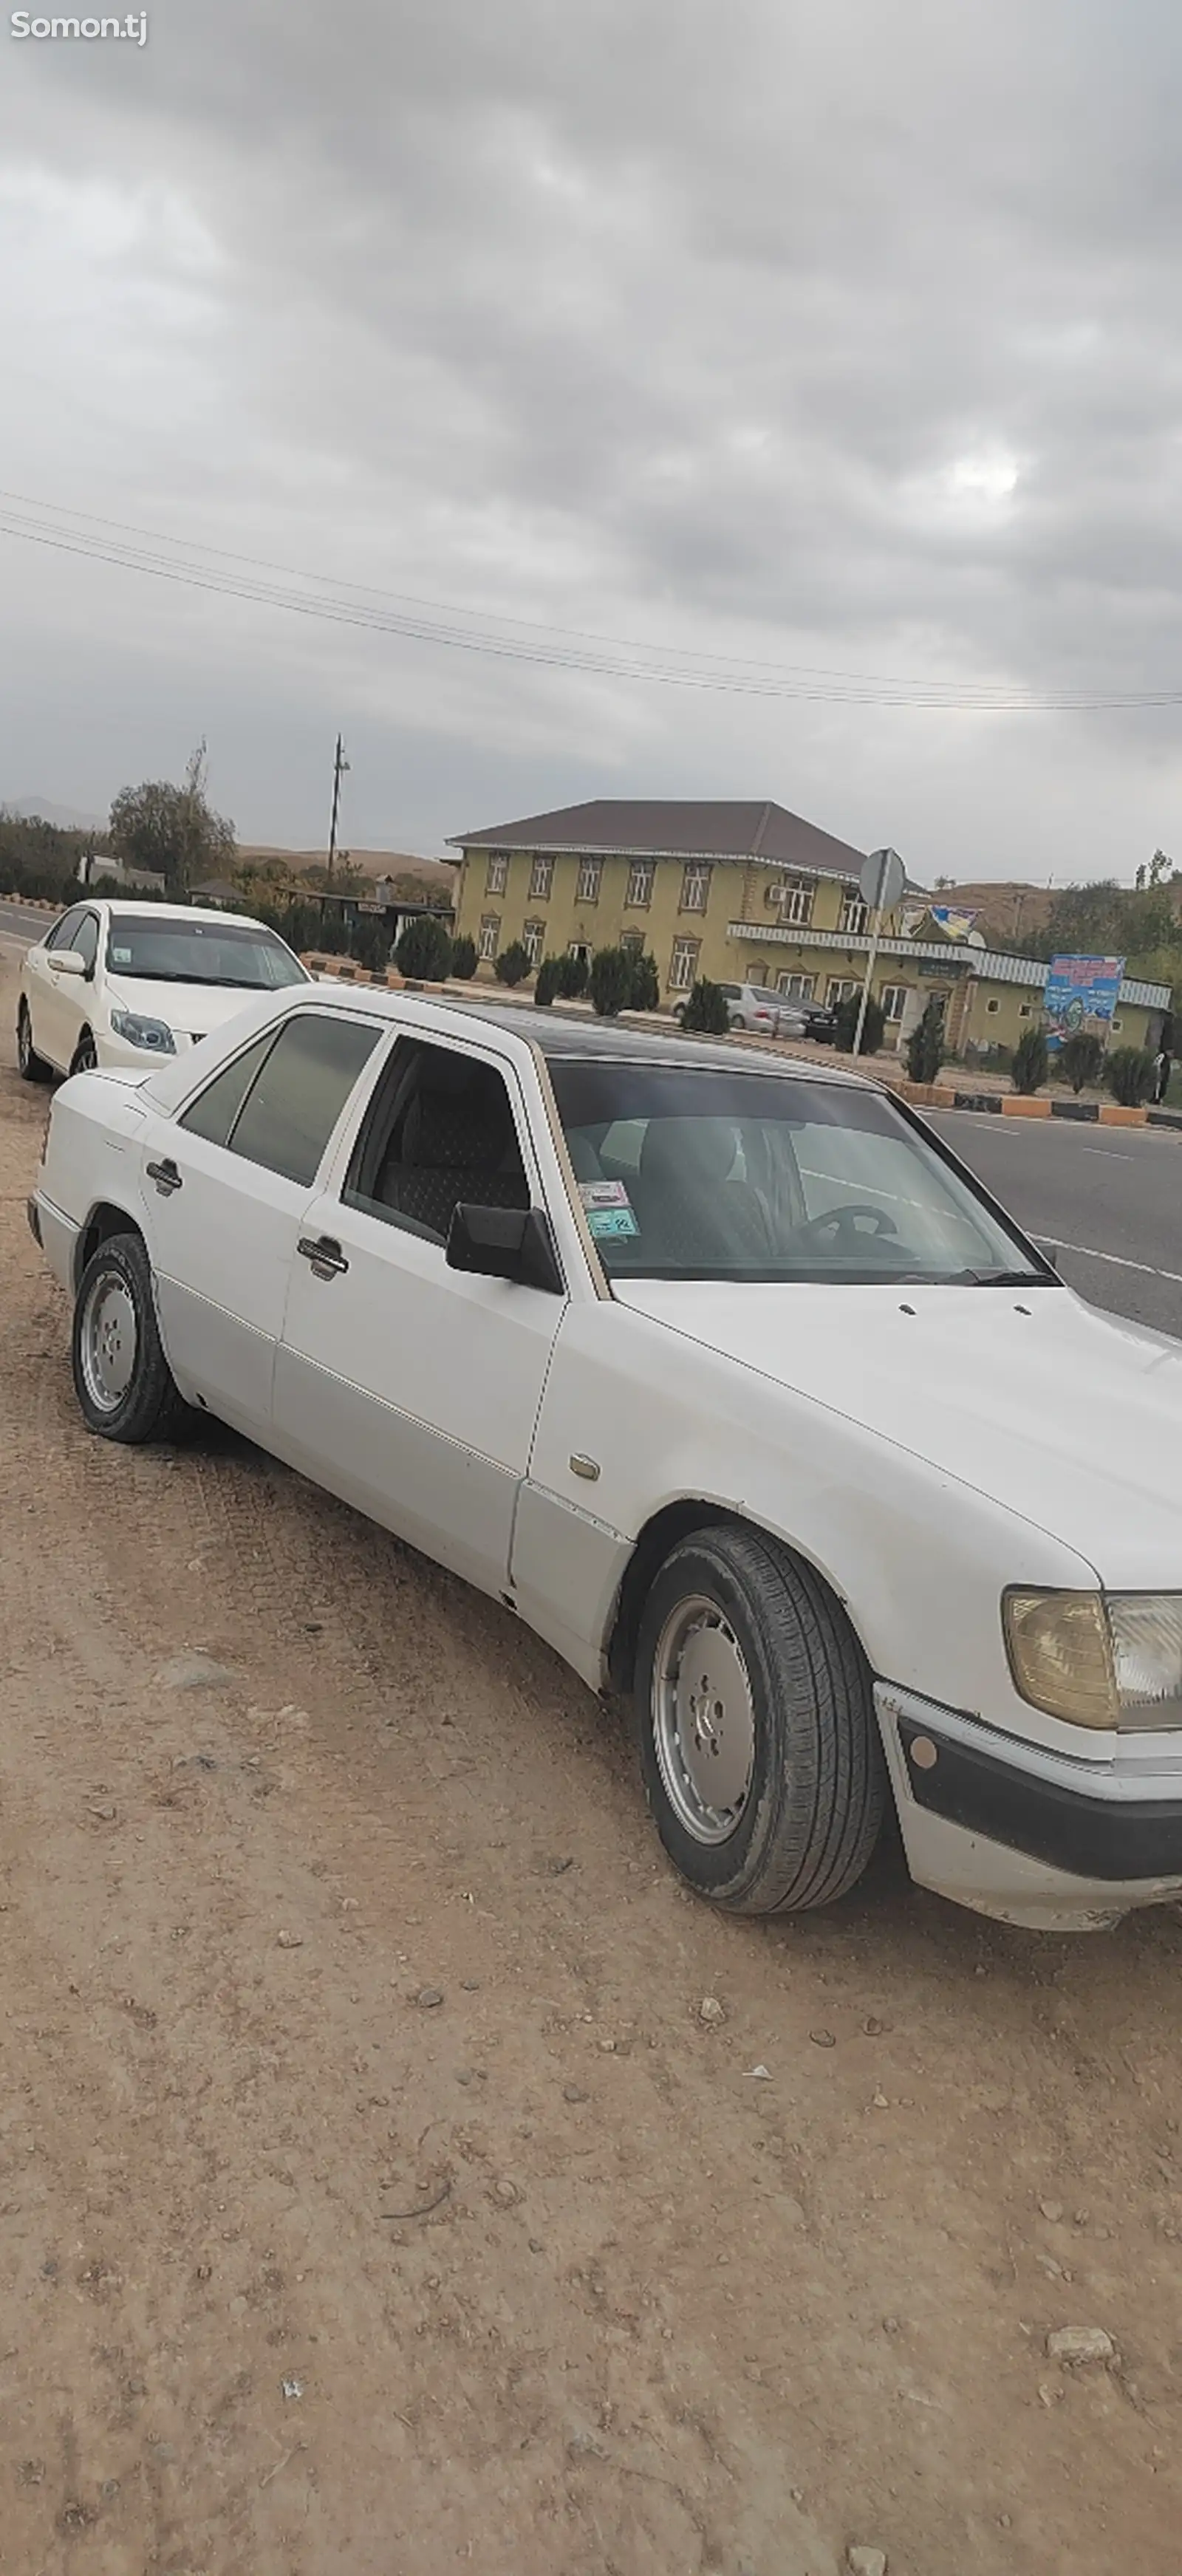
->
17, 898, 310, 1081
27, 990, 1182, 1935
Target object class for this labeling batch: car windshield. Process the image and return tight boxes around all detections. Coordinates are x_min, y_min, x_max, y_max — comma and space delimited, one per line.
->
549, 1060, 1053, 1287
105, 917, 309, 990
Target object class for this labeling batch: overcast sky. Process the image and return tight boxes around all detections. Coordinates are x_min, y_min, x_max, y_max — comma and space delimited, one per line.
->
2, 0, 1181, 880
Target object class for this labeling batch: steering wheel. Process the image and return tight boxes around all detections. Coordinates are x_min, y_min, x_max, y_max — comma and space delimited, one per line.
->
793, 1203, 899, 1246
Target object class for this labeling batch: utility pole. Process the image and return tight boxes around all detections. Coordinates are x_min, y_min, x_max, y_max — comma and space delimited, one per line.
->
327, 733, 349, 881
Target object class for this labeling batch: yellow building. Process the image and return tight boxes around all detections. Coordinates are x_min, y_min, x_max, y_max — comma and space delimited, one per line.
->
448, 799, 1169, 1059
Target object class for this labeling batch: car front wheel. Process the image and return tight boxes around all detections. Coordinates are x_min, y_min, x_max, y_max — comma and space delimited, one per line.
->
17, 1000, 52, 1082
635, 1524, 884, 1913
72, 1231, 189, 1444
69, 1030, 99, 1076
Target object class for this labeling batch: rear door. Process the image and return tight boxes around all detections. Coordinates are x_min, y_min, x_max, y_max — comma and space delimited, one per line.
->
140, 1008, 385, 1437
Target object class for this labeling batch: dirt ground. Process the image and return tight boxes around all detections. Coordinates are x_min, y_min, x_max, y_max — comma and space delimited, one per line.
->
1, 943, 1181, 2576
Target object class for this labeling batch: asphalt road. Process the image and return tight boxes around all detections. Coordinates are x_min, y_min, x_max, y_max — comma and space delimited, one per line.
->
0, 900, 59, 944
931, 1108, 1182, 1339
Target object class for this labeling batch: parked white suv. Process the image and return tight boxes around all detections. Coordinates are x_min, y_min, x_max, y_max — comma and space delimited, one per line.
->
17, 898, 310, 1080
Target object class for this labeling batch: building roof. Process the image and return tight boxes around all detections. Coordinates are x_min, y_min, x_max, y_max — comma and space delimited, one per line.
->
727, 917, 1172, 1009
448, 798, 881, 882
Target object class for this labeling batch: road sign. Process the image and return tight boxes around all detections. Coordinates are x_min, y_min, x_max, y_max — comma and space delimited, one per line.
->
859, 847, 906, 914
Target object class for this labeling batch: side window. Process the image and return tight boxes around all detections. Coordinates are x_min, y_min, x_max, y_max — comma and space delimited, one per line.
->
47, 908, 85, 953
344, 1038, 530, 1243
71, 912, 99, 973
225, 1014, 381, 1186
180, 1031, 281, 1149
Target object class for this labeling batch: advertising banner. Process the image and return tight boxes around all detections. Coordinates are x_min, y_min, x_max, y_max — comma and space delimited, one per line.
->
1042, 955, 1124, 1050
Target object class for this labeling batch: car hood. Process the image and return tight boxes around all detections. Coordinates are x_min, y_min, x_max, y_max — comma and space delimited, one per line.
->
105, 977, 280, 1039
612, 1279, 1182, 1587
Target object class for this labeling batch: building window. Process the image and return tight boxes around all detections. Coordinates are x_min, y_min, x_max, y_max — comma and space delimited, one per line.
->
1018, 1003, 1031, 1020
523, 918, 546, 968
776, 971, 816, 1001
779, 876, 816, 926
985, 997, 1000, 1016
620, 929, 644, 956
626, 859, 655, 908
478, 914, 500, 963
485, 853, 508, 896
669, 936, 700, 992
568, 939, 590, 964
839, 893, 870, 935
680, 861, 711, 912
528, 854, 554, 901
1111, 1015, 1123, 1033
576, 856, 602, 903
879, 984, 908, 1022
826, 977, 859, 1006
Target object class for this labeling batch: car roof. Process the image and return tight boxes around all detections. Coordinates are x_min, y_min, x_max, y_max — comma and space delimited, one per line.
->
383, 993, 874, 1087
96, 898, 276, 929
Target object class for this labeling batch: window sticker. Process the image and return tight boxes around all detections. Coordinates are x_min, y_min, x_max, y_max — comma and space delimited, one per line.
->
112, 945, 132, 964
587, 1205, 640, 1241
578, 1178, 631, 1209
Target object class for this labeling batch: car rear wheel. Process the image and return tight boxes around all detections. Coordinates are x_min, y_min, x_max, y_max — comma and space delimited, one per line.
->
635, 1523, 884, 1913
69, 1030, 98, 1076
72, 1231, 189, 1444
16, 1000, 52, 1082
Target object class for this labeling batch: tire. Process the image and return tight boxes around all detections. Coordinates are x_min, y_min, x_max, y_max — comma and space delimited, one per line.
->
69, 1030, 98, 1076
634, 1524, 884, 1914
72, 1231, 189, 1445
16, 1000, 52, 1083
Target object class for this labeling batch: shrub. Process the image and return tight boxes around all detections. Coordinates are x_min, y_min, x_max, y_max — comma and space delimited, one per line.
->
557, 951, 589, 998
494, 940, 531, 987
533, 956, 562, 1008
1058, 1031, 1104, 1096
395, 913, 454, 981
626, 949, 660, 1011
449, 932, 477, 981
906, 996, 946, 1085
834, 991, 886, 1056
1104, 1045, 1155, 1108
348, 915, 391, 974
680, 977, 731, 1036
589, 947, 635, 1017
1011, 1025, 1048, 1094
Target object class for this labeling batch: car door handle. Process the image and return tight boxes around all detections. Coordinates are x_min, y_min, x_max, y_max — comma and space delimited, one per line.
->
146, 1158, 182, 1197
297, 1233, 349, 1280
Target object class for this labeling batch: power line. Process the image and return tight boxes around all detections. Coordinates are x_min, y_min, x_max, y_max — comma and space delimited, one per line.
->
2, 487, 1179, 714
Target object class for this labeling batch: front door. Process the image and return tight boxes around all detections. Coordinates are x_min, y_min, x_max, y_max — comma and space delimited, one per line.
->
273, 1034, 567, 1596
141, 1010, 384, 1436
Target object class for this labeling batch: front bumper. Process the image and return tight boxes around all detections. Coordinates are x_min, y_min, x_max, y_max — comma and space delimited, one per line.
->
877, 1683, 1182, 1930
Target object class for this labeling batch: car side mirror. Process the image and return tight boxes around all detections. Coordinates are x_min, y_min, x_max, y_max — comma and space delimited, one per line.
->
446, 1203, 564, 1295
52, 949, 89, 978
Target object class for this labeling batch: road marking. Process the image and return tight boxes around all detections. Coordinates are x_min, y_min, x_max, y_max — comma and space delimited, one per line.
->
1034, 1236, 1182, 1288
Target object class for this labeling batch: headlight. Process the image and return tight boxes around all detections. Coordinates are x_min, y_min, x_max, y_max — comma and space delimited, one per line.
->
109, 1008, 176, 1054
1004, 1591, 1182, 1731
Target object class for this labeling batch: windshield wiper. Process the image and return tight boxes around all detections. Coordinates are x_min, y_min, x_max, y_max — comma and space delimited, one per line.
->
955, 1268, 1059, 1287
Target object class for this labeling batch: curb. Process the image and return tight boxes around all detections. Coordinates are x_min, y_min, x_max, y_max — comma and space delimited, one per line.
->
1000, 1096, 1052, 1118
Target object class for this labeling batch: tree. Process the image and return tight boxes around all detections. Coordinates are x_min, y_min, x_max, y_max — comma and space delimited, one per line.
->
1058, 1031, 1104, 1095
108, 745, 235, 895
533, 956, 562, 1008
1104, 1045, 1155, 1107
680, 978, 731, 1035
834, 992, 885, 1056
626, 950, 660, 1011
450, 933, 477, 980
589, 947, 636, 1016
557, 952, 589, 999
495, 940, 532, 987
1149, 847, 1171, 887
394, 914, 452, 980
906, 996, 945, 1084
1011, 1025, 1048, 1094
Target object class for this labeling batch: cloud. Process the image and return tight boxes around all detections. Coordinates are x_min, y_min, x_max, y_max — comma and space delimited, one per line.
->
1, 0, 1182, 875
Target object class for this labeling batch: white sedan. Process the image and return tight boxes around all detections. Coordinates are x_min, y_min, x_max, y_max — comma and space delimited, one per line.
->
17, 896, 310, 1081
28, 988, 1182, 1933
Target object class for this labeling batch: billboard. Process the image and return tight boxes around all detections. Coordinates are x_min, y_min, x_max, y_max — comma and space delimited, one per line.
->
1042, 955, 1124, 1050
